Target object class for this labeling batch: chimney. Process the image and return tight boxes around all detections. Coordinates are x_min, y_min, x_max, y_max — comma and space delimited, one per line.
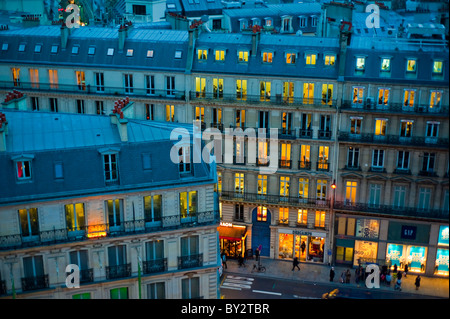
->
251, 25, 261, 57
110, 97, 132, 142
0, 112, 8, 152
1, 90, 26, 110
61, 24, 69, 49
118, 21, 133, 51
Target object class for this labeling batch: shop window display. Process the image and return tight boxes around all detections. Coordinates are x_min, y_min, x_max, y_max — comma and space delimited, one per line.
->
386, 243, 427, 273
308, 237, 325, 262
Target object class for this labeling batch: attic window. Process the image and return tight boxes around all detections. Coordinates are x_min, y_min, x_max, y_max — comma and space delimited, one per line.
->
107, 48, 114, 56
51, 45, 58, 53
167, 4, 176, 9
88, 46, 96, 55
126, 49, 133, 57
147, 50, 154, 58
34, 44, 42, 53
175, 50, 182, 59
237, 50, 248, 62
18, 44, 26, 52
2, 43, 8, 51
72, 46, 79, 54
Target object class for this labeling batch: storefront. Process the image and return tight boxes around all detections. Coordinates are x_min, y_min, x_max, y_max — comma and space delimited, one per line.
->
278, 229, 327, 263
386, 221, 431, 273
218, 222, 247, 258
435, 225, 449, 276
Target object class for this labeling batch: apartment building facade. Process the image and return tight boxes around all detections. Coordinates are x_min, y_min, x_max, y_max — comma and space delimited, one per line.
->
0, 16, 448, 278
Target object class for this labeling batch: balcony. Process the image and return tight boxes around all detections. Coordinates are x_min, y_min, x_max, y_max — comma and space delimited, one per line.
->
21, 275, 49, 291
334, 201, 448, 221
278, 128, 296, 139
318, 130, 332, 140
338, 132, 449, 149
220, 191, 330, 209
298, 129, 313, 139
419, 170, 438, 177
106, 263, 132, 280
279, 159, 292, 169
189, 92, 336, 108
0, 211, 219, 251
0, 81, 186, 101
233, 155, 246, 165
178, 253, 203, 270
317, 161, 330, 172
298, 160, 311, 170
340, 99, 449, 117
143, 258, 167, 274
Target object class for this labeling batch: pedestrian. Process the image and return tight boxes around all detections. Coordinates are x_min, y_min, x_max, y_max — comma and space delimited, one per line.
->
292, 257, 300, 271
415, 275, 421, 290
329, 267, 335, 282
238, 254, 245, 267
340, 271, 345, 284
221, 252, 227, 269
355, 266, 361, 285
393, 264, 397, 274
255, 247, 260, 262
300, 241, 306, 256
404, 264, 408, 278
345, 269, 351, 284
386, 271, 392, 286
397, 271, 402, 281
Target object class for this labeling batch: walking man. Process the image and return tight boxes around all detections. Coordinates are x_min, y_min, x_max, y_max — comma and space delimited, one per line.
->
415, 275, 421, 290
292, 257, 300, 271
329, 267, 335, 282
221, 252, 227, 269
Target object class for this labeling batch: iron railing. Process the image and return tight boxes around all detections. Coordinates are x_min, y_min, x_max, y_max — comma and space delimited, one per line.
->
334, 201, 449, 221
21, 275, 49, 291
340, 100, 449, 116
143, 258, 167, 275
178, 253, 203, 270
0, 211, 219, 251
106, 263, 132, 280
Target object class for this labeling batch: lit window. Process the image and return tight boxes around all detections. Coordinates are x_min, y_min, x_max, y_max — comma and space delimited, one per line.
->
234, 173, 244, 194
305, 53, 316, 65
257, 206, 267, 222
126, 49, 133, 57
381, 58, 390, 71
147, 50, 154, 58
262, 51, 273, 63
374, 119, 387, 136
325, 55, 335, 66
34, 44, 42, 53
175, 50, 182, 59
88, 46, 95, 55
238, 50, 248, 62
166, 104, 175, 122
72, 46, 79, 54
433, 60, 443, 74
215, 49, 225, 61
16, 160, 31, 180
51, 45, 58, 53
178, 146, 191, 173
18, 44, 25, 52
286, 53, 296, 64
179, 191, 196, 218
406, 59, 416, 72
315, 211, 326, 227
197, 49, 207, 61
356, 57, 365, 70
107, 48, 114, 56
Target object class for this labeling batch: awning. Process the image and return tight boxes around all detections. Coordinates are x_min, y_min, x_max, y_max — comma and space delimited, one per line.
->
218, 225, 246, 241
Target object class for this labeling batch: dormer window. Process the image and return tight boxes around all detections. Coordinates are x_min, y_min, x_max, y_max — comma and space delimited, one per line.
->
197, 49, 207, 61
281, 16, 293, 33
433, 60, 443, 75
51, 45, 58, 54
286, 52, 297, 65
262, 51, 273, 63
175, 50, 182, 59
311, 15, 318, 27
12, 154, 34, 181
18, 44, 26, 52
406, 59, 416, 72
305, 53, 317, 66
107, 48, 114, 56
381, 58, 391, 71
324, 54, 336, 66
88, 46, 96, 55
299, 16, 307, 28
72, 46, 79, 54
147, 50, 154, 58
238, 50, 249, 62
179, 145, 191, 174
251, 18, 260, 26
34, 44, 42, 53
215, 49, 225, 62
264, 17, 272, 27
2, 43, 8, 51
356, 56, 365, 71
239, 18, 248, 31
126, 49, 133, 57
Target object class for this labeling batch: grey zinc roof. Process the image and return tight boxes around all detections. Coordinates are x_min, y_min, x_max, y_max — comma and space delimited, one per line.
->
223, 2, 322, 18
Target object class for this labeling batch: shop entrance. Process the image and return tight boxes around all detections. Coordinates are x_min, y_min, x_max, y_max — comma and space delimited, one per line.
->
251, 207, 271, 257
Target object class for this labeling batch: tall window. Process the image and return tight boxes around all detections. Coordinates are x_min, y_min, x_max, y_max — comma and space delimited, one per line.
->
166, 76, 175, 96
104, 153, 118, 182
195, 77, 206, 98
166, 105, 175, 122
372, 149, 384, 169
23, 255, 44, 282
65, 203, 85, 232
393, 186, 406, 208
179, 191, 197, 219
234, 173, 244, 194
50, 98, 58, 112
258, 111, 269, 129
426, 121, 439, 143
321, 84, 333, 105
195, 106, 204, 122
280, 143, 291, 168
95, 72, 104, 92
235, 204, 244, 221
213, 78, 223, 99
260, 81, 271, 101
279, 176, 290, 198
147, 282, 165, 299
235, 109, 245, 128
400, 120, 413, 138
181, 277, 200, 299
319, 115, 331, 138
110, 287, 128, 299
315, 211, 325, 228
374, 119, 387, 137
417, 187, 431, 210
422, 152, 435, 173
69, 250, 89, 281
368, 184, 382, 207
29, 69, 39, 88
281, 112, 292, 134
258, 140, 268, 165
257, 175, 267, 195
146, 75, 155, 95
106, 199, 123, 229
48, 69, 58, 89
283, 82, 294, 103
303, 83, 314, 104
350, 117, 362, 135
178, 145, 190, 173
300, 145, 310, 168
146, 240, 164, 263
76, 71, 86, 91
345, 181, 357, 205
377, 88, 390, 106
124, 74, 133, 94
257, 206, 267, 222
403, 89, 415, 109
318, 146, 329, 170
429, 90, 442, 109
279, 207, 289, 224
347, 147, 359, 168
352, 87, 364, 105
397, 151, 410, 170
298, 178, 309, 199
236, 79, 247, 100
76, 99, 85, 114
144, 195, 162, 223
297, 209, 307, 225
19, 208, 39, 239
12, 67, 20, 87
316, 180, 327, 200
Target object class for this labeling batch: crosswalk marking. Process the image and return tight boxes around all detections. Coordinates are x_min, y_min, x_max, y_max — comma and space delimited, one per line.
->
221, 275, 254, 291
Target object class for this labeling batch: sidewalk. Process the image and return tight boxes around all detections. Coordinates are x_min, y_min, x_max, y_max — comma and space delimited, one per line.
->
222, 257, 449, 298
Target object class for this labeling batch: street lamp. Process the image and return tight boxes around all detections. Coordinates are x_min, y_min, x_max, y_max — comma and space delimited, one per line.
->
329, 179, 337, 266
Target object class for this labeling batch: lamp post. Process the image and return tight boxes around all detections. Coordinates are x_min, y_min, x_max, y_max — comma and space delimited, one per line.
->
329, 179, 337, 266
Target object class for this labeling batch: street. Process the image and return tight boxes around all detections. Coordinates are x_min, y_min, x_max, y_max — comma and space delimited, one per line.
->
220, 272, 437, 299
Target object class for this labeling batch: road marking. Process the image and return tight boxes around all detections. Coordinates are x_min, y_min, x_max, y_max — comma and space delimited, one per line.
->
227, 276, 254, 281
221, 275, 254, 290
221, 286, 242, 291
293, 294, 320, 299
222, 282, 252, 289
252, 290, 282, 296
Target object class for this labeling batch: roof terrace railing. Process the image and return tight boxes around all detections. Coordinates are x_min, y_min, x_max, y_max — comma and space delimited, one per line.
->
340, 100, 449, 116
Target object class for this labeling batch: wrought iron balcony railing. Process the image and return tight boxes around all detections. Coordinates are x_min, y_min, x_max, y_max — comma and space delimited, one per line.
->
220, 191, 330, 209
21, 275, 49, 291
298, 160, 312, 170
178, 253, 203, 270
106, 263, 132, 280
0, 211, 219, 251
334, 201, 449, 221
338, 131, 449, 149
143, 258, 167, 275
340, 100, 449, 116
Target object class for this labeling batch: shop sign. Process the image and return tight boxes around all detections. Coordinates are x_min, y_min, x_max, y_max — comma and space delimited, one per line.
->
293, 230, 312, 236
220, 221, 233, 227
401, 225, 417, 240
